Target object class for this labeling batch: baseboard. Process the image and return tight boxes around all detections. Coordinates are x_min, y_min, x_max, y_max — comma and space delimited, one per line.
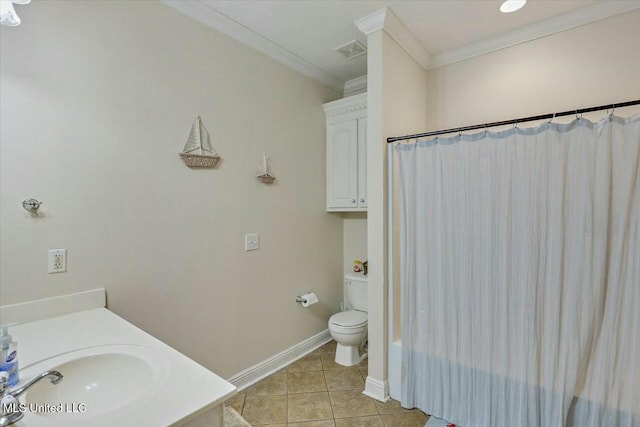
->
363, 376, 390, 402
227, 329, 332, 391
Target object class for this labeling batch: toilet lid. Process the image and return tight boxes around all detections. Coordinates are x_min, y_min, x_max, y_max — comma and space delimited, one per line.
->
330, 310, 367, 328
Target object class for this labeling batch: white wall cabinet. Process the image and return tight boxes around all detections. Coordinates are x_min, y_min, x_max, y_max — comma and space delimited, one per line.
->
323, 93, 367, 212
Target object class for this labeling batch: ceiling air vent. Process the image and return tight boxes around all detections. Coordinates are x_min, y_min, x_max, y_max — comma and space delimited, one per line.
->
335, 40, 367, 60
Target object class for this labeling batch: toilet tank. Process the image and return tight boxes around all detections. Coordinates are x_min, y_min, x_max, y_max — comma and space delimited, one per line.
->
345, 275, 368, 312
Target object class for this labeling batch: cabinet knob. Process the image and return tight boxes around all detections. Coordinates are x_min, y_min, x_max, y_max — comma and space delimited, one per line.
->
360, 199, 365, 203
351, 199, 356, 204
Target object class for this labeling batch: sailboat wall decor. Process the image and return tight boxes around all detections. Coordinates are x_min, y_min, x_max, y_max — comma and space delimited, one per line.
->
257, 152, 276, 184
179, 116, 221, 168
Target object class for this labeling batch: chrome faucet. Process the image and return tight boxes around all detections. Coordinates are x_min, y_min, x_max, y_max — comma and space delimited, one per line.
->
0, 370, 63, 426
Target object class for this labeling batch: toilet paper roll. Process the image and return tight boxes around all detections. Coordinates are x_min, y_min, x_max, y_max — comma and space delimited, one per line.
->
301, 292, 318, 308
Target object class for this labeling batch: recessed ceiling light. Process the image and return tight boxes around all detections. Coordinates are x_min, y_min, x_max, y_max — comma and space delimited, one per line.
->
500, 0, 526, 13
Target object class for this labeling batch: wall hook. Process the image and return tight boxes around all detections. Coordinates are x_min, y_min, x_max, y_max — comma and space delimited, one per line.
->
22, 198, 43, 213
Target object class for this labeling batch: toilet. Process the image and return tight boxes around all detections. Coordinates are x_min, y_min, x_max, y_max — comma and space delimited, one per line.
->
328, 275, 368, 367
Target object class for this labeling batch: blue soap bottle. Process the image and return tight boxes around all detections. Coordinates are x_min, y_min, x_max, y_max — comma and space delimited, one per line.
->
0, 323, 19, 387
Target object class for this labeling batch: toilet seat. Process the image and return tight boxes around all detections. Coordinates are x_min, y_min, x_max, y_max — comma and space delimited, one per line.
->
329, 310, 367, 328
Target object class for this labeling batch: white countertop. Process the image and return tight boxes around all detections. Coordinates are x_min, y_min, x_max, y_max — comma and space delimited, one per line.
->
9, 308, 236, 426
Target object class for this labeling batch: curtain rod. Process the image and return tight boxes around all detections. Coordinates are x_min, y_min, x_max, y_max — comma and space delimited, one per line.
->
386, 99, 640, 143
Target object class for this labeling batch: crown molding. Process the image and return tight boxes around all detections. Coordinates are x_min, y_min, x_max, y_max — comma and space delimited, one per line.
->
353, 7, 387, 35
344, 75, 367, 95
323, 92, 367, 118
430, 1, 640, 69
356, 3, 640, 71
162, 1, 639, 92
355, 7, 431, 70
162, 0, 344, 93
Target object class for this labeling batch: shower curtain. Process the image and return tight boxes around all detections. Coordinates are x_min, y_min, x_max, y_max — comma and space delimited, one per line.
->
397, 114, 640, 427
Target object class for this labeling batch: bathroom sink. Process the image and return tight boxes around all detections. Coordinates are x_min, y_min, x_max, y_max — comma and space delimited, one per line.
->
6, 306, 236, 427
23, 345, 169, 420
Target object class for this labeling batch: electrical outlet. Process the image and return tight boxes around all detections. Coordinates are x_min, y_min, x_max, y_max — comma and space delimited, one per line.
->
244, 233, 259, 251
48, 249, 67, 273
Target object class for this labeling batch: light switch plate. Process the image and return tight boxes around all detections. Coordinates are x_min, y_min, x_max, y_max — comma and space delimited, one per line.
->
245, 233, 259, 251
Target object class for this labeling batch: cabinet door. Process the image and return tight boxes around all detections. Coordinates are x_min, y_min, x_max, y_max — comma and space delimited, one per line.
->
327, 120, 358, 210
357, 117, 367, 208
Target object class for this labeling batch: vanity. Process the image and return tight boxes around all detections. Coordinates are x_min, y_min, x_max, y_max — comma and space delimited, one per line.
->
0, 289, 236, 427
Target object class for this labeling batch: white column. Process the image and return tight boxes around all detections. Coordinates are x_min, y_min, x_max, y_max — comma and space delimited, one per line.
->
355, 6, 431, 402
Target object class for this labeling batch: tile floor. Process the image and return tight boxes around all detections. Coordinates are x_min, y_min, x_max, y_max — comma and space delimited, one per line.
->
225, 341, 429, 427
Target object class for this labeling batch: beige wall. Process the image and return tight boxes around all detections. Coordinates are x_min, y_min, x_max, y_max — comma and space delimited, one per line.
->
382, 33, 430, 346
0, 0, 343, 378
342, 213, 367, 276
426, 10, 640, 130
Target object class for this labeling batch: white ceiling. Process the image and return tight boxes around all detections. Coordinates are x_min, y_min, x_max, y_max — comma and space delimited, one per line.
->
165, 0, 640, 92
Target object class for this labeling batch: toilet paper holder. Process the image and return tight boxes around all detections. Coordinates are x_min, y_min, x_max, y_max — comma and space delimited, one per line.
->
296, 292, 318, 307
